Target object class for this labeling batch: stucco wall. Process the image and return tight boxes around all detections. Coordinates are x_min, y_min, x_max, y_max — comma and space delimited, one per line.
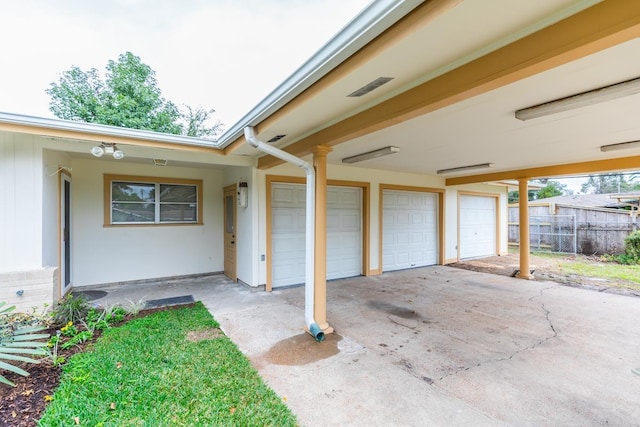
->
70, 158, 225, 287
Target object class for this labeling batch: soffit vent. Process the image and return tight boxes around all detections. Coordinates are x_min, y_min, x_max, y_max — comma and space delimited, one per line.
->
267, 134, 287, 143
348, 77, 394, 97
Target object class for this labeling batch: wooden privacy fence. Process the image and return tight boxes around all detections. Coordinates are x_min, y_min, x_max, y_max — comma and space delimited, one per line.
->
508, 203, 638, 255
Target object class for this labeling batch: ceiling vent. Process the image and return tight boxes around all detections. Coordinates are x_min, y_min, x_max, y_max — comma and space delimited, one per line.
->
267, 134, 287, 143
348, 77, 394, 97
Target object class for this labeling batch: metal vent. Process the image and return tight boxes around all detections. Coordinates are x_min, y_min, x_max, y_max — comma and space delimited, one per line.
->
267, 134, 287, 143
348, 77, 394, 97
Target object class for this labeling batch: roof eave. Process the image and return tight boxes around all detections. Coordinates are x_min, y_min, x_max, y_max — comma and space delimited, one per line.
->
215, 0, 424, 149
0, 111, 220, 148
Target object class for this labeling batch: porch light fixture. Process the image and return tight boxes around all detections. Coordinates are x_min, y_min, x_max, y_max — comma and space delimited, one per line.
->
600, 140, 640, 152
515, 77, 640, 121
342, 146, 399, 164
91, 143, 125, 159
437, 162, 494, 175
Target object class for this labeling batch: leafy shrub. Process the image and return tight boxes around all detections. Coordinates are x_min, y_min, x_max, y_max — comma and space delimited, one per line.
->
608, 231, 640, 264
51, 294, 90, 325
105, 306, 127, 324
623, 230, 640, 264
0, 301, 49, 387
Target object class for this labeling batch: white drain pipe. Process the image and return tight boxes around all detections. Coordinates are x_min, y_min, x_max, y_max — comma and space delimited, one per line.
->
244, 127, 325, 342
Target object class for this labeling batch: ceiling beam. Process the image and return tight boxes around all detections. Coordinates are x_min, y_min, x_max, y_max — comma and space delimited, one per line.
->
257, 0, 640, 169
445, 156, 640, 186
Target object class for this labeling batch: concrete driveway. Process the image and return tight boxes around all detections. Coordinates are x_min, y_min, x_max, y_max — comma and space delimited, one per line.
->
94, 266, 640, 426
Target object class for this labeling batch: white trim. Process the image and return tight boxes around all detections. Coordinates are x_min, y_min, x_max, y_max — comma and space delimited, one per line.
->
0, 112, 217, 147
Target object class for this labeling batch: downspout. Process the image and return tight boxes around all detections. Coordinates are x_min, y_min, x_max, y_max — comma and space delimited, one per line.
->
244, 127, 325, 342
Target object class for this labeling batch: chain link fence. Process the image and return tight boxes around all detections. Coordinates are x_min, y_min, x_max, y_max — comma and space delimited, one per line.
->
509, 215, 577, 254
529, 215, 577, 253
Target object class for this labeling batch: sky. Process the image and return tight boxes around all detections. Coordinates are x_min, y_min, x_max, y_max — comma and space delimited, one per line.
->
0, 0, 370, 127
0, 0, 608, 193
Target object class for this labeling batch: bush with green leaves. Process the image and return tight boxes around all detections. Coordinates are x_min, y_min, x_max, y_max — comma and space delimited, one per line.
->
623, 230, 640, 264
608, 230, 640, 264
0, 301, 49, 387
51, 293, 90, 325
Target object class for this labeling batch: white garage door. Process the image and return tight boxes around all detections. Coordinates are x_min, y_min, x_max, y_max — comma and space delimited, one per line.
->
383, 190, 438, 272
459, 194, 497, 259
271, 183, 362, 288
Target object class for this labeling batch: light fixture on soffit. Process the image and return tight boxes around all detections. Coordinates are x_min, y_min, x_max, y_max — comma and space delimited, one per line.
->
437, 163, 494, 175
91, 142, 125, 159
515, 76, 640, 121
342, 146, 400, 164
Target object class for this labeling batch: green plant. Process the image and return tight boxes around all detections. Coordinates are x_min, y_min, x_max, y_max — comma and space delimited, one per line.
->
45, 331, 65, 366
60, 330, 93, 350
123, 297, 147, 316
51, 294, 90, 325
105, 306, 127, 324
623, 230, 640, 264
82, 308, 110, 332
0, 301, 49, 387
59, 321, 78, 337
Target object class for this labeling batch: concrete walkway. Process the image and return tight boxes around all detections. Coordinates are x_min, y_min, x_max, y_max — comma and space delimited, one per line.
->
92, 267, 640, 426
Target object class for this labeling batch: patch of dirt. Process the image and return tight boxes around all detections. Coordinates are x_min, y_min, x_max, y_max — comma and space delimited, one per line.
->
186, 327, 224, 342
448, 253, 640, 297
0, 303, 196, 427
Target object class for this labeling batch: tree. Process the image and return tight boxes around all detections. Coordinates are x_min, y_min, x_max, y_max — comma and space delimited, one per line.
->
46, 52, 222, 138
508, 179, 572, 203
180, 105, 223, 138
580, 173, 640, 194
536, 180, 570, 199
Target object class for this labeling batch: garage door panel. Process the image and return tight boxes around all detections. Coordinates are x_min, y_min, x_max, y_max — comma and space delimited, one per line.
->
272, 183, 362, 288
383, 190, 438, 272
460, 195, 496, 260
272, 209, 305, 232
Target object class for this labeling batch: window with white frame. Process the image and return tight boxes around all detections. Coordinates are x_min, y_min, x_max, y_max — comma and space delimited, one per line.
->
105, 175, 203, 225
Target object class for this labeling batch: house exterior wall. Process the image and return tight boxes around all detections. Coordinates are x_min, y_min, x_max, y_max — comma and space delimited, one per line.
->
0, 133, 43, 272
42, 150, 72, 269
223, 165, 262, 287
70, 158, 225, 287
258, 163, 509, 280
0, 268, 57, 312
0, 134, 59, 311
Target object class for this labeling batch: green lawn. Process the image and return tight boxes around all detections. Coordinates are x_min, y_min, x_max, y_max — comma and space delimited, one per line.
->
534, 251, 640, 290
39, 302, 297, 426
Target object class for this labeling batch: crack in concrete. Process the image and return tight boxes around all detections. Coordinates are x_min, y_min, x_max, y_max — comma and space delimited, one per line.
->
435, 285, 559, 383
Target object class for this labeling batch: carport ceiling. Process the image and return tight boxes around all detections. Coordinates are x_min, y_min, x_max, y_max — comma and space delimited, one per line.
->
327, 38, 640, 177
236, 0, 640, 179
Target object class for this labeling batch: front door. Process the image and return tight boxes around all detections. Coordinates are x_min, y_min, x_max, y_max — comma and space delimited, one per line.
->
223, 185, 237, 282
60, 172, 72, 294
